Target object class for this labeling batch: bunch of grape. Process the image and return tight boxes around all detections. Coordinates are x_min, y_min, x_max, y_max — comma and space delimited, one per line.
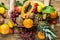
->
10, 11, 19, 23
19, 27, 37, 40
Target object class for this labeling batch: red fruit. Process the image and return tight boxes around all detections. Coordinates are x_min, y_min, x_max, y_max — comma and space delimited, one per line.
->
32, 7, 37, 13
32, 3, 38, 13
2, 13, 6, 18
34, 3, 38, 6
10, 13, 14, 18
15, 13, 19, 17
9, 29, 14, 34
14, 6, 18, 12
34, 6, 37, 10
52, 20, 57, 24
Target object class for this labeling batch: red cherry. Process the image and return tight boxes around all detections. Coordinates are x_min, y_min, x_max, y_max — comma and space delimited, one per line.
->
52, 20, 57, 24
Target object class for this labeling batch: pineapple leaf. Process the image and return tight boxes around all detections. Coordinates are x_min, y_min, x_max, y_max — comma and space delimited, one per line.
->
37, 21, 56, 40
44, 29, 56, 37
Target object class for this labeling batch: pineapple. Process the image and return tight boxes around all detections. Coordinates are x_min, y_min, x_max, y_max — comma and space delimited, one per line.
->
34, 13, 42, 25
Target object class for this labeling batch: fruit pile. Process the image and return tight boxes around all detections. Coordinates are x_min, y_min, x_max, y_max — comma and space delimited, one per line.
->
0, 3, 14, 34
10, 0, 58, 40
0, 0, 58, 40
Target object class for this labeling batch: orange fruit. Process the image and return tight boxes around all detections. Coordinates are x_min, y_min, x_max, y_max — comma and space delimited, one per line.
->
50, 11, 58, 19
0, 24, 9, 34
7, 20, 14, 28
23, 19, 33, 28
37, 32, 45, 40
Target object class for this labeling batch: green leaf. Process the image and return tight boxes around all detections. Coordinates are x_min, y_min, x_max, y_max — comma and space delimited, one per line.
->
42, 6, 55, 14
1, 2, 5, 5
0, 2, 8, 10
23, 0, 27, 4
15, 1, 23, 6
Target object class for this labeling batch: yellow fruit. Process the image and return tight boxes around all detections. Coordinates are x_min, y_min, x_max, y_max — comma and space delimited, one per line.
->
7, 20, 14, 28
37, 32, 45, 40
21, 1, 34, 18
23, 19, 33, 28
34, 1, 45, 8
37, 6, 42, 12
42, 14, 47, 20
18, 6, 22, 13
0, 7, 5, 14
0, 24, 9, 34
50, 11, 58, 19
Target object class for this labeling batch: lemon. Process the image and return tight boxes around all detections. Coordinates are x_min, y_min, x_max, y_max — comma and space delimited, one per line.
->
7, 20, 14, 28
0, 7, 5, 14
0, 24, 9, 34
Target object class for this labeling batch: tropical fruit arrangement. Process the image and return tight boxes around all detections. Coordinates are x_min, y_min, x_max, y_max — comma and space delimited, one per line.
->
0, 0, 59, 40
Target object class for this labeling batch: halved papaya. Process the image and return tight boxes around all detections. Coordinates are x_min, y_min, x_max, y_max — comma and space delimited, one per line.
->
21, 1, 34, 18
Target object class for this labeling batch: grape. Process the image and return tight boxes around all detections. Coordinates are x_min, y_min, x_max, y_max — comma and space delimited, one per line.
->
29, 31, 32, 35
19, 27, 37, 40
15, 13, 19, 17
11, 18, 16, 23
13, 12, 16, 17
20, 34, 24, 38
10, 13, 14, 18
14, 10, 18, 13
